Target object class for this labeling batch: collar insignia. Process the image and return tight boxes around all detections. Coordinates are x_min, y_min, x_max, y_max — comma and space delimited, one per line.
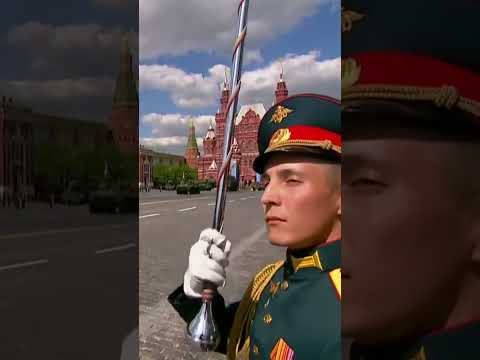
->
290, 251, 323, 273
410, 347, 427, 360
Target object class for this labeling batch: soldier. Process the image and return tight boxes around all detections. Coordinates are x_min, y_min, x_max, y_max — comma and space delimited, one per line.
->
169, 93, 342, 359
342, 1, 480, 359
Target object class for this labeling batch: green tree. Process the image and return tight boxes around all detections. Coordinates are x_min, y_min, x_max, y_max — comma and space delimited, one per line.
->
153, 163, 198, 187
153, 164, 169, 187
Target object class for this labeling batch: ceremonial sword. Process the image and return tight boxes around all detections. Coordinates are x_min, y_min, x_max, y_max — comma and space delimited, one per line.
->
187, 0, 251, 352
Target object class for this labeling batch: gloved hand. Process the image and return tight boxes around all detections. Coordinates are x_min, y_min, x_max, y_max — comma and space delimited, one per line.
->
183, 228, 232, 298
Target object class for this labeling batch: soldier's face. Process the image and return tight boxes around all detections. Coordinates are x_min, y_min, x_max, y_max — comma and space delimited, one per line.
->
261, 153, 341, 249
342, 136, 473, 344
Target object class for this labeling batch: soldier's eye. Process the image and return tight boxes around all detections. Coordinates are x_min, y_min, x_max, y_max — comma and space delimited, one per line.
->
350, 178, 386, 188
286, 178, 301, 184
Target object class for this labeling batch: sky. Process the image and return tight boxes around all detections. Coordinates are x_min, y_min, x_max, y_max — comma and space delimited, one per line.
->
139, 0, 341, 155
0, 0, 138, 121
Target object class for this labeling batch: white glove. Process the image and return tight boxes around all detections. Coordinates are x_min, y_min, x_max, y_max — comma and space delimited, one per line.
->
183, 228, 232, 298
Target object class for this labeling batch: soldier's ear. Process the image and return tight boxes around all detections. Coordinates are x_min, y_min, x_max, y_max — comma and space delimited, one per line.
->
472, 229, 480, 265
472, 245, 480, 267
470, 217, 480, 265
336, 193, 341, 217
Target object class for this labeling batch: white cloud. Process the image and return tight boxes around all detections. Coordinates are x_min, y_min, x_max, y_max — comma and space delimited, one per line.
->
143, 113, 214, 127
244, 49, 264, 65
140, 0, 339, 59
0, 77, 118, 121
142, 136, 188, 146
240, 51, 340, 105
6, 78, 115, 100
7, 22, 138, 76
141, 113, 215, 155
139, 64, 227, 108
140, 51, 340, 109
141, 136, 204, 156
142, 113, 215, 137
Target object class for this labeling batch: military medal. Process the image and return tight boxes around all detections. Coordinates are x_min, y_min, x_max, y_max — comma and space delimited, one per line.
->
270, 338, 295, 360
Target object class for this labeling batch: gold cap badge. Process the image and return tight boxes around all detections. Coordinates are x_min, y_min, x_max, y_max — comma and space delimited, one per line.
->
269, 128, 291, 148
271, 105, 293, 124
342, 7, 365, 33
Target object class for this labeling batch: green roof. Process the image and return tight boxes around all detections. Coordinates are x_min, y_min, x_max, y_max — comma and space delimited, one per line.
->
186, 122, 199, 152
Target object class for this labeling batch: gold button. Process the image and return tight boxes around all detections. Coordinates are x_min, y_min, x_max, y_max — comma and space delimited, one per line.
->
263, 313, 272, 325
281, 280, 289, 291
253, 345, 259, 355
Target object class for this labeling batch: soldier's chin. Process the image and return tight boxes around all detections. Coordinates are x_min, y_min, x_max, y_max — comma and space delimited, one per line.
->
342, 319, 383, 344
266, 227, 299, 247
342, 306, 402, 345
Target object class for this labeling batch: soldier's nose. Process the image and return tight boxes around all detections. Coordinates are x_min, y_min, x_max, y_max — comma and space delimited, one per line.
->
261, 186, 280, 206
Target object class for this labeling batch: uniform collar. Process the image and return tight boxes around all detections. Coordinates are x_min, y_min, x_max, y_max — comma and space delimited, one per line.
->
418, 320, 480, 359
350, 320, 480, 360
285, 239, 341, 275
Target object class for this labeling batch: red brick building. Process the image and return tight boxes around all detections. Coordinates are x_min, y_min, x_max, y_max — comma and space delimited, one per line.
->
139, 145, 185, 188
186, 73, 289, 184
0, 37, 138, 199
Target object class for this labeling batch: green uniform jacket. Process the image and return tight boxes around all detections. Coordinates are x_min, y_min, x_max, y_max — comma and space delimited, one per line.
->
168, 240, 341, 360
349, 321, 480, 360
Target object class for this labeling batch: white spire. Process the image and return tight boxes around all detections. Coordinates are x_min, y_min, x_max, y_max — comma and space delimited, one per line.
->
223, 66, 229, 90
278, 60, 285, 82
208, 160, 218, 170
205, 122, 215, 140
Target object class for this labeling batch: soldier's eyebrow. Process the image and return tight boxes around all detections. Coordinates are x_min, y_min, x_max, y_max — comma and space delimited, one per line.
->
343, 154, 368, 167
278, 168, 302, 179
263, 168, 303, 181
343, 154, 382, 168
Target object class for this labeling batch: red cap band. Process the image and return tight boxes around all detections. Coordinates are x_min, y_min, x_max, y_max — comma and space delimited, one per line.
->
352, 52, 480, 102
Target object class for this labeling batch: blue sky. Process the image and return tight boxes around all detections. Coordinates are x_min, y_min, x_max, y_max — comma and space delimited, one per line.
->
139, 0, 340, 155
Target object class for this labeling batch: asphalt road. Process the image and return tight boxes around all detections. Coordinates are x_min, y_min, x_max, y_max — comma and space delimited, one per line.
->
139, 189, 285, 360
0, 202, 138, 359
0, 190, 289, 359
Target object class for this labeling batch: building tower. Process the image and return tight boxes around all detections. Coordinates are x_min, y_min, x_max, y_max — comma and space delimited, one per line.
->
203, 120, 216, 158
185, 119, 200, 169
198, 120, 216, 179
109, 35, 139, 152
274, 63, 289, 104
214, 72, 230, 168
